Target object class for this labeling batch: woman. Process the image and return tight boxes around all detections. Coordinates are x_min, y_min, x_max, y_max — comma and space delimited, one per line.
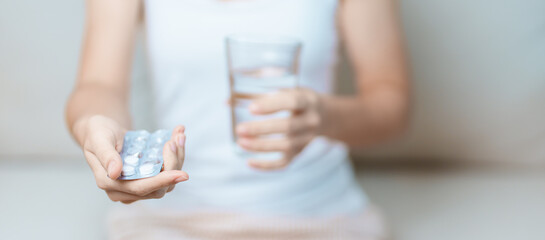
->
66, 0, 409, 239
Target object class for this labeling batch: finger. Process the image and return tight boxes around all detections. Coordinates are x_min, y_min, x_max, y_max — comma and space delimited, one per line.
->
248, 158, 291, 170
163, 140, 180, 171
171, 125, 186, 168
238, 137, 290, 152
171, 125, 185, 139
107, 188, 168, 202
236, 118, 288, 137
84, 149, 104, 174
250, 90, 309, 115
115, 170, 188, 196
88, 131, 123, 179
90, 150, 188, 196
175, 134, 186, 168
236, 117, 308, 137
237, 131, 314, 153
85, 150, 114, 190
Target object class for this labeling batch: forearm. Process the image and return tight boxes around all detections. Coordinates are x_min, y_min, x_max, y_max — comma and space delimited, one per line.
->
319, 87, 408, 147
65, 83, 131, 146
329, 0, 408, 147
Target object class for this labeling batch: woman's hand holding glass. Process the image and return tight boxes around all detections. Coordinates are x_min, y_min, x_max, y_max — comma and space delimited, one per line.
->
235, 88, 323, 170
78, 115, 188, 204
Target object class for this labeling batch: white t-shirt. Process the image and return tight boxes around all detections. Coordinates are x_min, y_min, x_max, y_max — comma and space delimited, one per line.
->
142, 0, 367, 216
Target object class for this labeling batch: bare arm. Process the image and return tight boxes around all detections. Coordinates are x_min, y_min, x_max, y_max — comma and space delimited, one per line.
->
66, 0, 141, 145
236, 0, 409, 169
320, 0, 410, 146
65, 0, 187, 203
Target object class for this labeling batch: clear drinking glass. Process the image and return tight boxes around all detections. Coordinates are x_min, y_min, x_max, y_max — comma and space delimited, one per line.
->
226, 34, 302, 161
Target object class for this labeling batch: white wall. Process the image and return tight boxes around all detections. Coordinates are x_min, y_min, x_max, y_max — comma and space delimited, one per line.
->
0, 0, 151, 158
0, 0, 84, 157
358, 0, 545, 163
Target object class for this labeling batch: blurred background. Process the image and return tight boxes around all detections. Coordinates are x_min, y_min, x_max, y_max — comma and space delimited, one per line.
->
1, 0, 545, 239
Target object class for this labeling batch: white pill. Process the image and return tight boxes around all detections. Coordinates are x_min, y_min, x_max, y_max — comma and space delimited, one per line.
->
146, 148, 162, 159
139, 163, 155, 176
124, 155, 139, 165
127, 145, 144, 155
121, 165, 136, 176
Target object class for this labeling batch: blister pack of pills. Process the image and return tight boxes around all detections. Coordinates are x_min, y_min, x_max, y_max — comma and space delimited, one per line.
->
119, 129, 171, 180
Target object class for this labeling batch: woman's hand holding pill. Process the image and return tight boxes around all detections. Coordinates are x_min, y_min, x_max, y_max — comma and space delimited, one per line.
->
78, 115, 188, 204
235, 88, 324, 170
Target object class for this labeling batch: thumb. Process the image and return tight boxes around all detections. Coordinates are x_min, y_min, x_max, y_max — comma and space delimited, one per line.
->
92, 135, 124, 179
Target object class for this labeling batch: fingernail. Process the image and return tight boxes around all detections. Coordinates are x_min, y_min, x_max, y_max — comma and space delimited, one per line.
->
107, 161, 116, 178
249, 104, 259, 113
177, 134, 185, 147
247, 159, 261, 168
236, 125, 247, 135
169, 141, 176, 152
175, 175, 188, 183
238, 138, 250, 147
